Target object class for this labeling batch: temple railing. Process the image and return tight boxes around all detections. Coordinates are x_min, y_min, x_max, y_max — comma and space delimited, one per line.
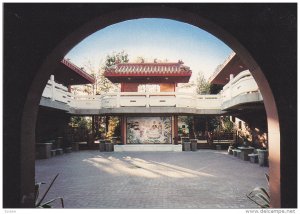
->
69, 92, 221, 110
42, 77, 73, 105
221, 70, 261, 103
41, 70, 262, 112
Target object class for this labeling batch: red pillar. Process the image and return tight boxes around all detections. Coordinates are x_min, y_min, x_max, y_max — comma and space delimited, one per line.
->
173, 115, 178, 144
121, 116, 126, 144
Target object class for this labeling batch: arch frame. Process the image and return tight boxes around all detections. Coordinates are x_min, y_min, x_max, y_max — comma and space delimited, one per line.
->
13, 4, 294, 208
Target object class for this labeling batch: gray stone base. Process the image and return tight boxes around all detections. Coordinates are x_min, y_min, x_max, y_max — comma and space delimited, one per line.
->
115, 145, 182, 152
56, 148, 63, 155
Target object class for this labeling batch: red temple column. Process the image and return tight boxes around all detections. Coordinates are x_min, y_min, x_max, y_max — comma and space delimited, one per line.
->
121, 116, 126, 144
173, 115, 178, 144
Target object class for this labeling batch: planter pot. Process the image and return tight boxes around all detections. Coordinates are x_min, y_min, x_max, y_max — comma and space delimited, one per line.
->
182, 142, 191, 151
99, 140, 106, 152
190, 139, 197, 151
99, 143, 106, 152
257, 149, 268, 166
36, 143, 52, 159
105, 143, 114, 152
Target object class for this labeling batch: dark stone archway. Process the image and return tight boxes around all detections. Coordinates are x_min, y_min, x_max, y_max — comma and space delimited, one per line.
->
4, 3, 297, 208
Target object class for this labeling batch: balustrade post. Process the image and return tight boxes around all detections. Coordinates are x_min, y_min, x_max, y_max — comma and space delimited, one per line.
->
116, 93, 120, 108
50, 75, 55, 101
229, 76, 233, 100
146, 93, 150, 107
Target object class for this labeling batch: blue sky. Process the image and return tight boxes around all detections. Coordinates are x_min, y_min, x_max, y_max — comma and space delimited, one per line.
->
66, 18, 233, 81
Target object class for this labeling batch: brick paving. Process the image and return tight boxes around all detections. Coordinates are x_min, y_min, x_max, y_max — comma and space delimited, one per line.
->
35, 150, 268, 208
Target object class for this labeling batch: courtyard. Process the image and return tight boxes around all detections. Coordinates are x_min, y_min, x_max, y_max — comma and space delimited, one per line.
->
35, 150, 268, 209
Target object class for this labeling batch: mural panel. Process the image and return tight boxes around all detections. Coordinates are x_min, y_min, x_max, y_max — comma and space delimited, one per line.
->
127, 117, 171, 144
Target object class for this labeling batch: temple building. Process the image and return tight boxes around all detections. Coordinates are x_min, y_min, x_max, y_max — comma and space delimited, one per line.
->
37, 55, 265, 153
104, 61, 192, 145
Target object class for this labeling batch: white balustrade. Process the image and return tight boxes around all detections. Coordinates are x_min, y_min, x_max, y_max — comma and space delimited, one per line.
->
72, 95, 102, 109
221, 70, 261, 103
120, 96, 147, 107
149, 96, 176, 107
196, 95, 221, 109
41, 71, 262, 111
42, 79, 72, 104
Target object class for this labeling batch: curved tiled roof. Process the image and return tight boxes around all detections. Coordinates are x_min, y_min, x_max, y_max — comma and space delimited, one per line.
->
104, 62, 192, 83
61, 59, 96, 84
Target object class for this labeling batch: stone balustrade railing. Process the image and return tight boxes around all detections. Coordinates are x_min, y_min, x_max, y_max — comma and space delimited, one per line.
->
41, 70, 262, 111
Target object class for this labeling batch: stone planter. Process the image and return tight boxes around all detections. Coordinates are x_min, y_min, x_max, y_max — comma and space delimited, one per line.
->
36, 143, 52, 159
105, 143, 114, 152
257, 149, 268, 166
190, 139, 197, 151
99, 140, 106, 152
249, 154, 259, 163
182, 141, 191, 151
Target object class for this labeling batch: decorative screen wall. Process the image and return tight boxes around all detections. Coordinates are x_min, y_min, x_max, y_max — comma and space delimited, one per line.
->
126, 117, 172, 144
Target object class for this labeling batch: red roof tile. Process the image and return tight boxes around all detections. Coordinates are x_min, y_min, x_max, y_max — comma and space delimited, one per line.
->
104, 62, 192, 83
61, 59, 96, 84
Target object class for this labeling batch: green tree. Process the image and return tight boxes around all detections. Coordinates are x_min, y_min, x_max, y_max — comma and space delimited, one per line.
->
196, 72, 211, 95
104, 50, 129, 68
78, 51, 129, 138
220, 116, 234, 132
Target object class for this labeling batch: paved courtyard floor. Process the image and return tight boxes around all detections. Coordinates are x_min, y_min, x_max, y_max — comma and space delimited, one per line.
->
35, 150, 268, 209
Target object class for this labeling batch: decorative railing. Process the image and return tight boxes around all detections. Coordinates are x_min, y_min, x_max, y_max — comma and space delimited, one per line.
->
41, 70, 262, 111
69, 92, 221, 110
42, 78, 73, 105
220, 70, 261, 103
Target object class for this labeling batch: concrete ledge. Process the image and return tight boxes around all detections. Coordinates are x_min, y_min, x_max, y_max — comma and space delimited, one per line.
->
39, 97, 69, 112
69, 107, 223, 115
114, 145, 182, 152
